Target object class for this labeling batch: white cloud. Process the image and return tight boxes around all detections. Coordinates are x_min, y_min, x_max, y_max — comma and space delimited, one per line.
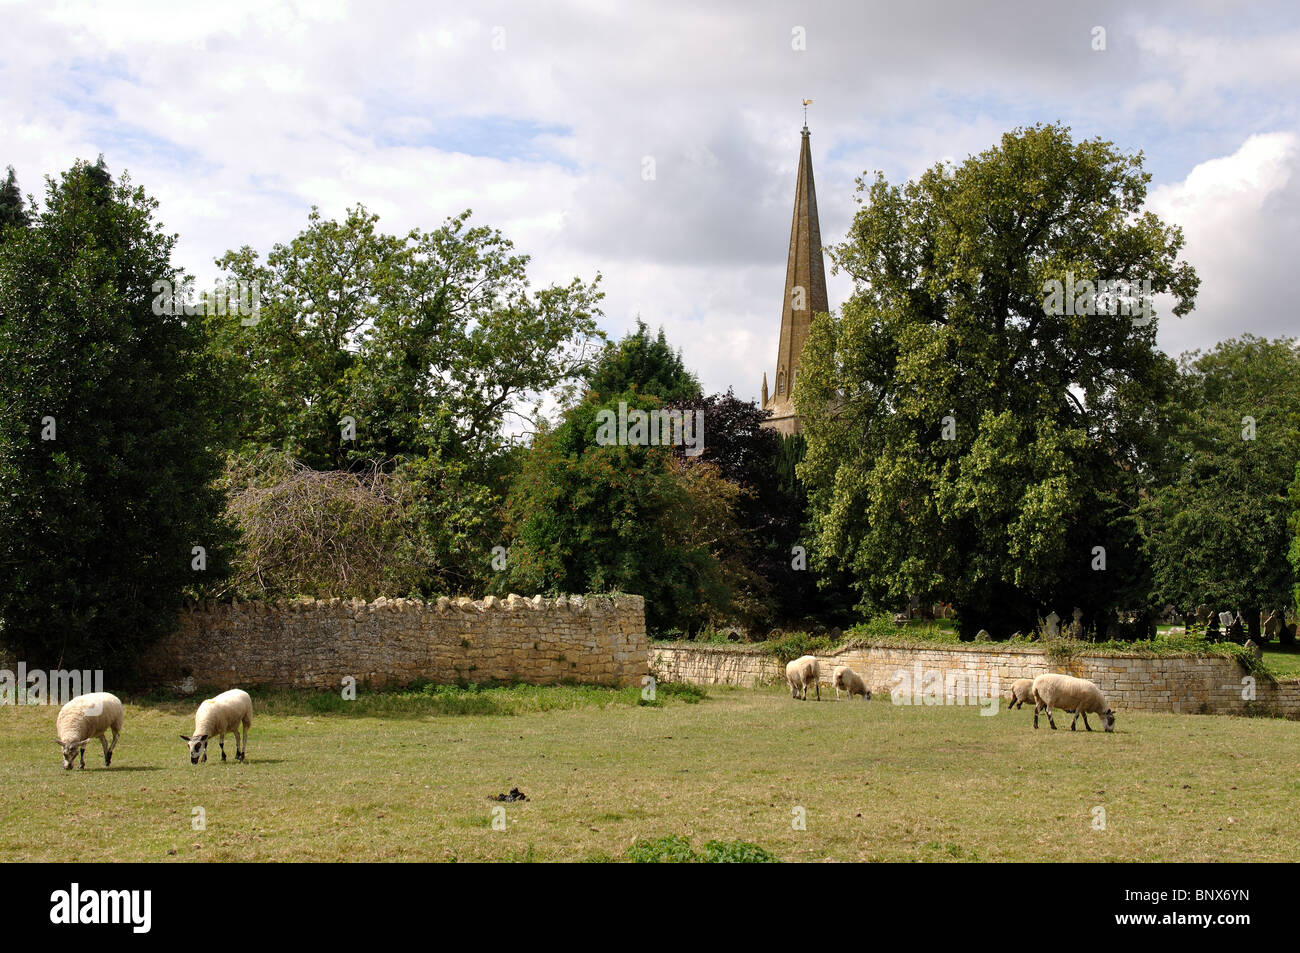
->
1150, 132, 1300, 357
0, 0, 1295, 403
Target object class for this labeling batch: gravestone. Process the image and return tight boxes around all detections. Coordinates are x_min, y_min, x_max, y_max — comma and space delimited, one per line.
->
1264, 610, 1283, 641
1194, 604, 1212, 625
1045, 611, 1061, 638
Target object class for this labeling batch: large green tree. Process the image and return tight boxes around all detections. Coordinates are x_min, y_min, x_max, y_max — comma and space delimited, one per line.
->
797, 123, 1198, 638
0, 165, 29, 238
212, 206, 603, 470
0, 159, 232, 671
503, 394, 726, 634
585, 318, 701, 403
1140, 336, 1300, 639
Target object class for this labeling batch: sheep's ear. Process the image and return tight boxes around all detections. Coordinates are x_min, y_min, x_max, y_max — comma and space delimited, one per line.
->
180, 734, 191, 742
197, 734, 208, 742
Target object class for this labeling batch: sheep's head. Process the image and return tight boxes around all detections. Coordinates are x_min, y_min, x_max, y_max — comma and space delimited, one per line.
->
179, 733, 209, 764
1101, 709, 1116, 732
56, 740, 80, 770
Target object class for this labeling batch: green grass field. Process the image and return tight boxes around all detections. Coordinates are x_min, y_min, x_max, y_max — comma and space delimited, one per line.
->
1262, 643, 1300, 677
3, 684, 1297, 862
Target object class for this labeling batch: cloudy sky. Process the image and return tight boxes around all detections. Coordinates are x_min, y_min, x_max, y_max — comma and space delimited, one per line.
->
2, 0, 1296, 403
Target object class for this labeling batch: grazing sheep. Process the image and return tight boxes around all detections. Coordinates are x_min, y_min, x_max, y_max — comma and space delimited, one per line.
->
832, 665, 870, 700
180, 689, 253, 764
1008, 678, 1036, 709
1032, 674, 1115, 732
55, 692, 123, 771
785, 655, 820, 701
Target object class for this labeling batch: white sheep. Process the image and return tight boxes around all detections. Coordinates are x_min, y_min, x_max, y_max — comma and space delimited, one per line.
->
1031, 674, 1115, 732
180, 689, 253, 764
1008, 678, 1036, 709
55, 692, 123, 770
785, 655, 820, 701
832, 664, 870, 700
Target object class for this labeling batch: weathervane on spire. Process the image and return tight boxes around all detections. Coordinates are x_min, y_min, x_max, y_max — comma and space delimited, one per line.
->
801, 98, 812, 127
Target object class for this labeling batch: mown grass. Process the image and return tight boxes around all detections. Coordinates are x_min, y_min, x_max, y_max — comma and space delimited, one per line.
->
1262, 643, 1300, 678
2, 684, 1297, 862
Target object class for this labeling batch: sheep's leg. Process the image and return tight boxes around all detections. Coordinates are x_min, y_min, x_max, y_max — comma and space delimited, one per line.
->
237, 723, 248, 762
105, 725, 119, 766
100, 734, 110, 766
1033, 702, 1041, 728
836, 684, 841, 700
1080, 711, 1092, 731
78, 745, 86, 769
1046, 705, 1057, 730
219, 732, 227, 762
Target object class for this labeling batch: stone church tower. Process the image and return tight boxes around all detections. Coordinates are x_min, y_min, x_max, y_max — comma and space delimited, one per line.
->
761, 123, 829, 436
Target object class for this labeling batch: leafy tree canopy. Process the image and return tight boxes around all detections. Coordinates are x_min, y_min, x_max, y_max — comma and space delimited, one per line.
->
585, 317, 702, 403
212, 207, 604, 470
0, 158, 232, 671
1141, 335, 1300, 635
796, 123, 1198, 637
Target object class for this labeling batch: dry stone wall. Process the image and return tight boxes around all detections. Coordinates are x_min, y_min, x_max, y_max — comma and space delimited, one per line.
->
140, 594, 648, 690
649, 641, 1300, 717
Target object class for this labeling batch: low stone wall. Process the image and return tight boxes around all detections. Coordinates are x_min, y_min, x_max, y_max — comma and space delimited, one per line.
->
649, 641, 1300, 717
139, 594, 648, 690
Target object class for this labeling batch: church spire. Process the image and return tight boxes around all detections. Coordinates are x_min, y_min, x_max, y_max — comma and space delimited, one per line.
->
762, 117, 829, 435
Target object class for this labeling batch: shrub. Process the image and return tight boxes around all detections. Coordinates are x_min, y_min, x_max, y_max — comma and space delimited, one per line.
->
625, 835, 777, 863
761, 631, 836, 665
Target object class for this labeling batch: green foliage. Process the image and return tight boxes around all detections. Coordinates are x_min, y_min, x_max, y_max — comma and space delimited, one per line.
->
585, 317, 701, 403
1140, 336, 1300, 638
1291, 462, 1300, 618
0, 165, 28, 237
625, 835, 698, 863
797, 123, 1197, 638
760, 631, 836, 664
503, 394, 728, 633
699, 839, 779, 863
0, 159, 233, 672
211, 206, 603, 470
625, 835, 777, 863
